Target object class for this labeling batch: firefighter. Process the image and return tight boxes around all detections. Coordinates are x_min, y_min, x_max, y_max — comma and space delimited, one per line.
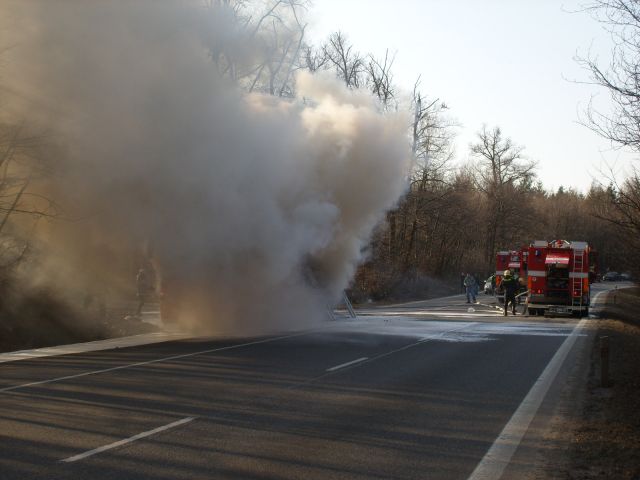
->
502, 269, 519, 316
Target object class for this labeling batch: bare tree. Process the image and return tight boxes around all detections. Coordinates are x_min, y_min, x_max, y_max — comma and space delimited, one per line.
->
204, 0, 310, 96
366, 50, 396, 109
410, 79, 457, 189
578, 0, 640, 149
590, 171, 640, 273
470, 126, 536, 264
576, 0, 640, 274
251, 1, 309, 96
387, 80, 458, 279
302, 44, 329, 72
322, 32, 365, 88
0, 121, 63, 273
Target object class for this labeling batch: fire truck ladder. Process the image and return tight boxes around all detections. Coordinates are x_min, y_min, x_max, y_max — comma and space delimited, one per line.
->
572, 249, 584, 309
326, 291, 357, 320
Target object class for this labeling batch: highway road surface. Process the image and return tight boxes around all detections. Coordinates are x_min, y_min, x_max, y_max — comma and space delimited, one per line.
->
0, 283, 622, 479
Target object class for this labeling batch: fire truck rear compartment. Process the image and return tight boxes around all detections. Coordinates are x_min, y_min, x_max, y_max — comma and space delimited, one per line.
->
521, 240, 592, 318
528, 264, 587, 317
545, 264, 570, 301
527, 265, 570, 316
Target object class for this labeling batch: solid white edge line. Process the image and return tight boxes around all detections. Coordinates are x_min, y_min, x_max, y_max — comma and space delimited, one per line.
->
60, 417, 195, 463
326, 357, 368, 372
467, 306, 598, 480
0, 333, 192, 364
0, 331, 312, 394
469, 289, 608, 478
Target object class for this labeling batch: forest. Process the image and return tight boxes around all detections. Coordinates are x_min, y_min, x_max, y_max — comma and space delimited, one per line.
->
0, 0, 638, 321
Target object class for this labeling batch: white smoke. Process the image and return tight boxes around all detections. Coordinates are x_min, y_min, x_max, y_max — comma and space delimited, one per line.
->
0, 1, 410, 335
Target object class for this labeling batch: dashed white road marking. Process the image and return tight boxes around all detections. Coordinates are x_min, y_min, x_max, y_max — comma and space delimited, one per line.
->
291, 322, 478, 390
60, 417, 195, 463
326, 357, 368, 372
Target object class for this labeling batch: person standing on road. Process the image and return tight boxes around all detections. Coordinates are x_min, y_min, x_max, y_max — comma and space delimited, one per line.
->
464, 273, 477, 303
502, 269, 519, 316
135, 265, 155, 316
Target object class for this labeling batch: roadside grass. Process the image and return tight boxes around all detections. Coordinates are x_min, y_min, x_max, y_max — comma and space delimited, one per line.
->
568, 286, 640, 479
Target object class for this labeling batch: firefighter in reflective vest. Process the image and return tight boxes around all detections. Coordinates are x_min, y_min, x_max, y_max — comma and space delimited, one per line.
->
502, 269, 519, 316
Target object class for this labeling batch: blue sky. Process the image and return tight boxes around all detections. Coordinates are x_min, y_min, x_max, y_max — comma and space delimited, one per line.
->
307, 0, 638, 192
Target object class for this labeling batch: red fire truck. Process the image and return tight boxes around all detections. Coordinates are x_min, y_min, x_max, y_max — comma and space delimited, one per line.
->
525, 239, 594, 317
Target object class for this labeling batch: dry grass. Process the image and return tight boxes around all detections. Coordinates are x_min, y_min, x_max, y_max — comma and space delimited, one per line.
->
0, 283, 158, 353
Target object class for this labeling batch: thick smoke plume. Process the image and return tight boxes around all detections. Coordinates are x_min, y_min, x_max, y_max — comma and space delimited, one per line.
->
0, 1, 409, 335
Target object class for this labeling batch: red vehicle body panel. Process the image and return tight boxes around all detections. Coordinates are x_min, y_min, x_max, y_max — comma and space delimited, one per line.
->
525, 240, 593, 317
495, 249, 527, 295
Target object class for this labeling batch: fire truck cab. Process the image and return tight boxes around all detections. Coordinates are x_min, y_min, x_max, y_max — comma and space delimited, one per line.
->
525, 239, 593, 317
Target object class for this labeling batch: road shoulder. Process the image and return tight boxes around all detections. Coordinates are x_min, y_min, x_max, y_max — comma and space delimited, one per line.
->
565, 286, 640, 479
495, 311, 594, 479
503, 285, 640, 479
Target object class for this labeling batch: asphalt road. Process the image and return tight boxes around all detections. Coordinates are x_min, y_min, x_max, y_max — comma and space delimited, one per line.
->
0, 283, 621, 479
